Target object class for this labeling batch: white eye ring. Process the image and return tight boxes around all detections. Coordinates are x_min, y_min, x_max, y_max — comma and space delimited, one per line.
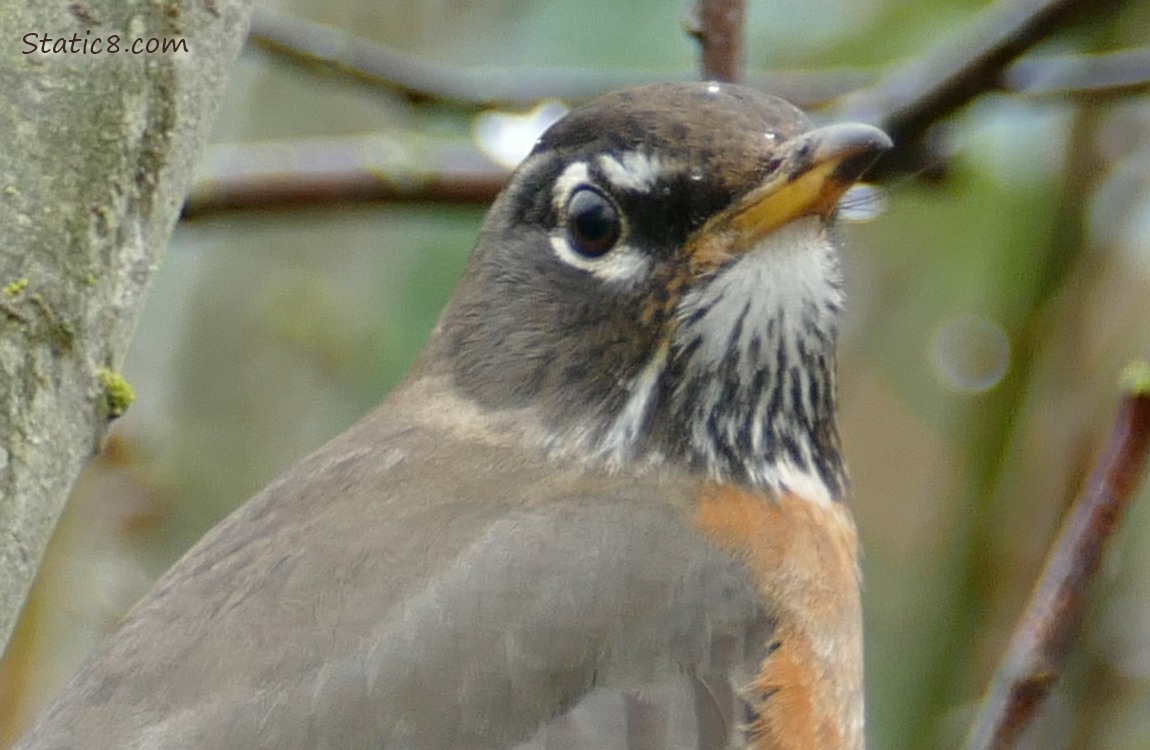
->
547, 161, 650, 286
548, 234, 650, 285
564, 186, 621, 258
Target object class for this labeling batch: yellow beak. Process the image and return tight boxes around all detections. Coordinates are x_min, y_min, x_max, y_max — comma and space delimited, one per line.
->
694, 123, 892, 258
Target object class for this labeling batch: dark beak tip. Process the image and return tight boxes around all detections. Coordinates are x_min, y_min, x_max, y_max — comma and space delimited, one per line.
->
840, 124, 893, 161
832, 125, 893, 182
867, 127, 895, 154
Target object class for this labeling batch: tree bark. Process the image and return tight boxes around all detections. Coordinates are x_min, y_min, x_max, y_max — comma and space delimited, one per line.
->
0, 0, 255, 656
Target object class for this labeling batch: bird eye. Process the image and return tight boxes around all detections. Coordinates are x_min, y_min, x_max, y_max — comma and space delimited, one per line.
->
565, 187, 621, 258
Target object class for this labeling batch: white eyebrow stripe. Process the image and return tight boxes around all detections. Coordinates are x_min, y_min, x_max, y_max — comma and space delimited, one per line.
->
597, 151, 676, 192
552, 161, 591, 212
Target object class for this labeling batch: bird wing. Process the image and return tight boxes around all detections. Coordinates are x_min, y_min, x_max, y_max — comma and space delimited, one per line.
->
15, 395, 771, 750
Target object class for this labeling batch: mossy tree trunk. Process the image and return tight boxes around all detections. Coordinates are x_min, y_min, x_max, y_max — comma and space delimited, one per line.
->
0, 0, 255, 657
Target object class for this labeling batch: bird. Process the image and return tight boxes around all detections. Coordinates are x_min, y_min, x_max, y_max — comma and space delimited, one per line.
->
14, 82, 891, 750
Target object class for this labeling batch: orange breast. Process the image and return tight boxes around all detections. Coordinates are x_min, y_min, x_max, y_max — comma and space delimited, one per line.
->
693, 483, 863, 750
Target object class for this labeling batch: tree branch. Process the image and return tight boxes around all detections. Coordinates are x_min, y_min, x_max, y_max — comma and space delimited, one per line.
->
964, 361, 1150, 750
181, 40, 1150, 219
249, 7, 854, 108
210, 0, 1150, 219
687, 0, 746, 83
1010, 47, 1150, 100
182, 138, 508, 220
835, 0, 1136, 179
247, 8, 667, 107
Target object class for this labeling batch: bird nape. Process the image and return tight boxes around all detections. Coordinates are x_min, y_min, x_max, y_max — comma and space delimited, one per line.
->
15, 82, 890, 750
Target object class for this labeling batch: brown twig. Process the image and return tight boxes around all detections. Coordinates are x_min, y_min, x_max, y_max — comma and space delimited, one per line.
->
251, 4, 1150, 114
249, 8, 855, 108
963, 361, 1150, 750
835, 0, 1135, 179
686, 0, 746, 83
248, 9, 667, 108
1009, 47, 1150, 100
251, 6, 1150, 112
181, 139, 508, 221
196, 4, 1150, 216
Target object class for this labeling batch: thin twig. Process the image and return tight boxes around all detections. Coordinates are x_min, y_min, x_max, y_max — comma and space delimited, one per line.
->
181, 138, 508, 220
251, 7, 1150, 112
687, 0, 746, 83
963, 361, 1150, 750
196, 4, 1150, 216
248, 8, 857, 108
835, 0, 1135, 179
1009, 47, 1150, 100
248, 9, 665, 108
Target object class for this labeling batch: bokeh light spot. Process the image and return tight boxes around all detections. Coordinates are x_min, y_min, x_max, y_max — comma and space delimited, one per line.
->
930, 314, 1011, 392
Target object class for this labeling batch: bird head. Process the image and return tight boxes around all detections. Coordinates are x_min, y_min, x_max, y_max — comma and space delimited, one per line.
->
430, 82, 891, 503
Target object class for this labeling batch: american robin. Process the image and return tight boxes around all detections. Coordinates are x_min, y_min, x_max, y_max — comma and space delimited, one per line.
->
14, 82, 890, 749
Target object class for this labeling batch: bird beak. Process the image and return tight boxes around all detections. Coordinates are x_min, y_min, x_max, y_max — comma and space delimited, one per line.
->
694, 123, 893, 258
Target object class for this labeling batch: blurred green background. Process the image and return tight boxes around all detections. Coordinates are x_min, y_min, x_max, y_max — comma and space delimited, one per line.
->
4, 1, 1150, 748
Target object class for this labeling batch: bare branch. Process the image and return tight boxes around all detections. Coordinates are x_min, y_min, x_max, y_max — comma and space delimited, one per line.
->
181, 42, 1150, 218
1010, 47, 1150, 100
182, 138, 508, 220
249, 9, 667, 107
196, 4, 1150, 217
686, 0, 746, 83
249, 8, 854, 108
963, 361, 1150, 750
251, 6, 1150, 115
835, 0, 1136, 179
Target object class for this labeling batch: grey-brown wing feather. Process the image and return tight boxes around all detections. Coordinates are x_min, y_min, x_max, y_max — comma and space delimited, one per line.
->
15, 400, 769, 750
517, 674, 751, 750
